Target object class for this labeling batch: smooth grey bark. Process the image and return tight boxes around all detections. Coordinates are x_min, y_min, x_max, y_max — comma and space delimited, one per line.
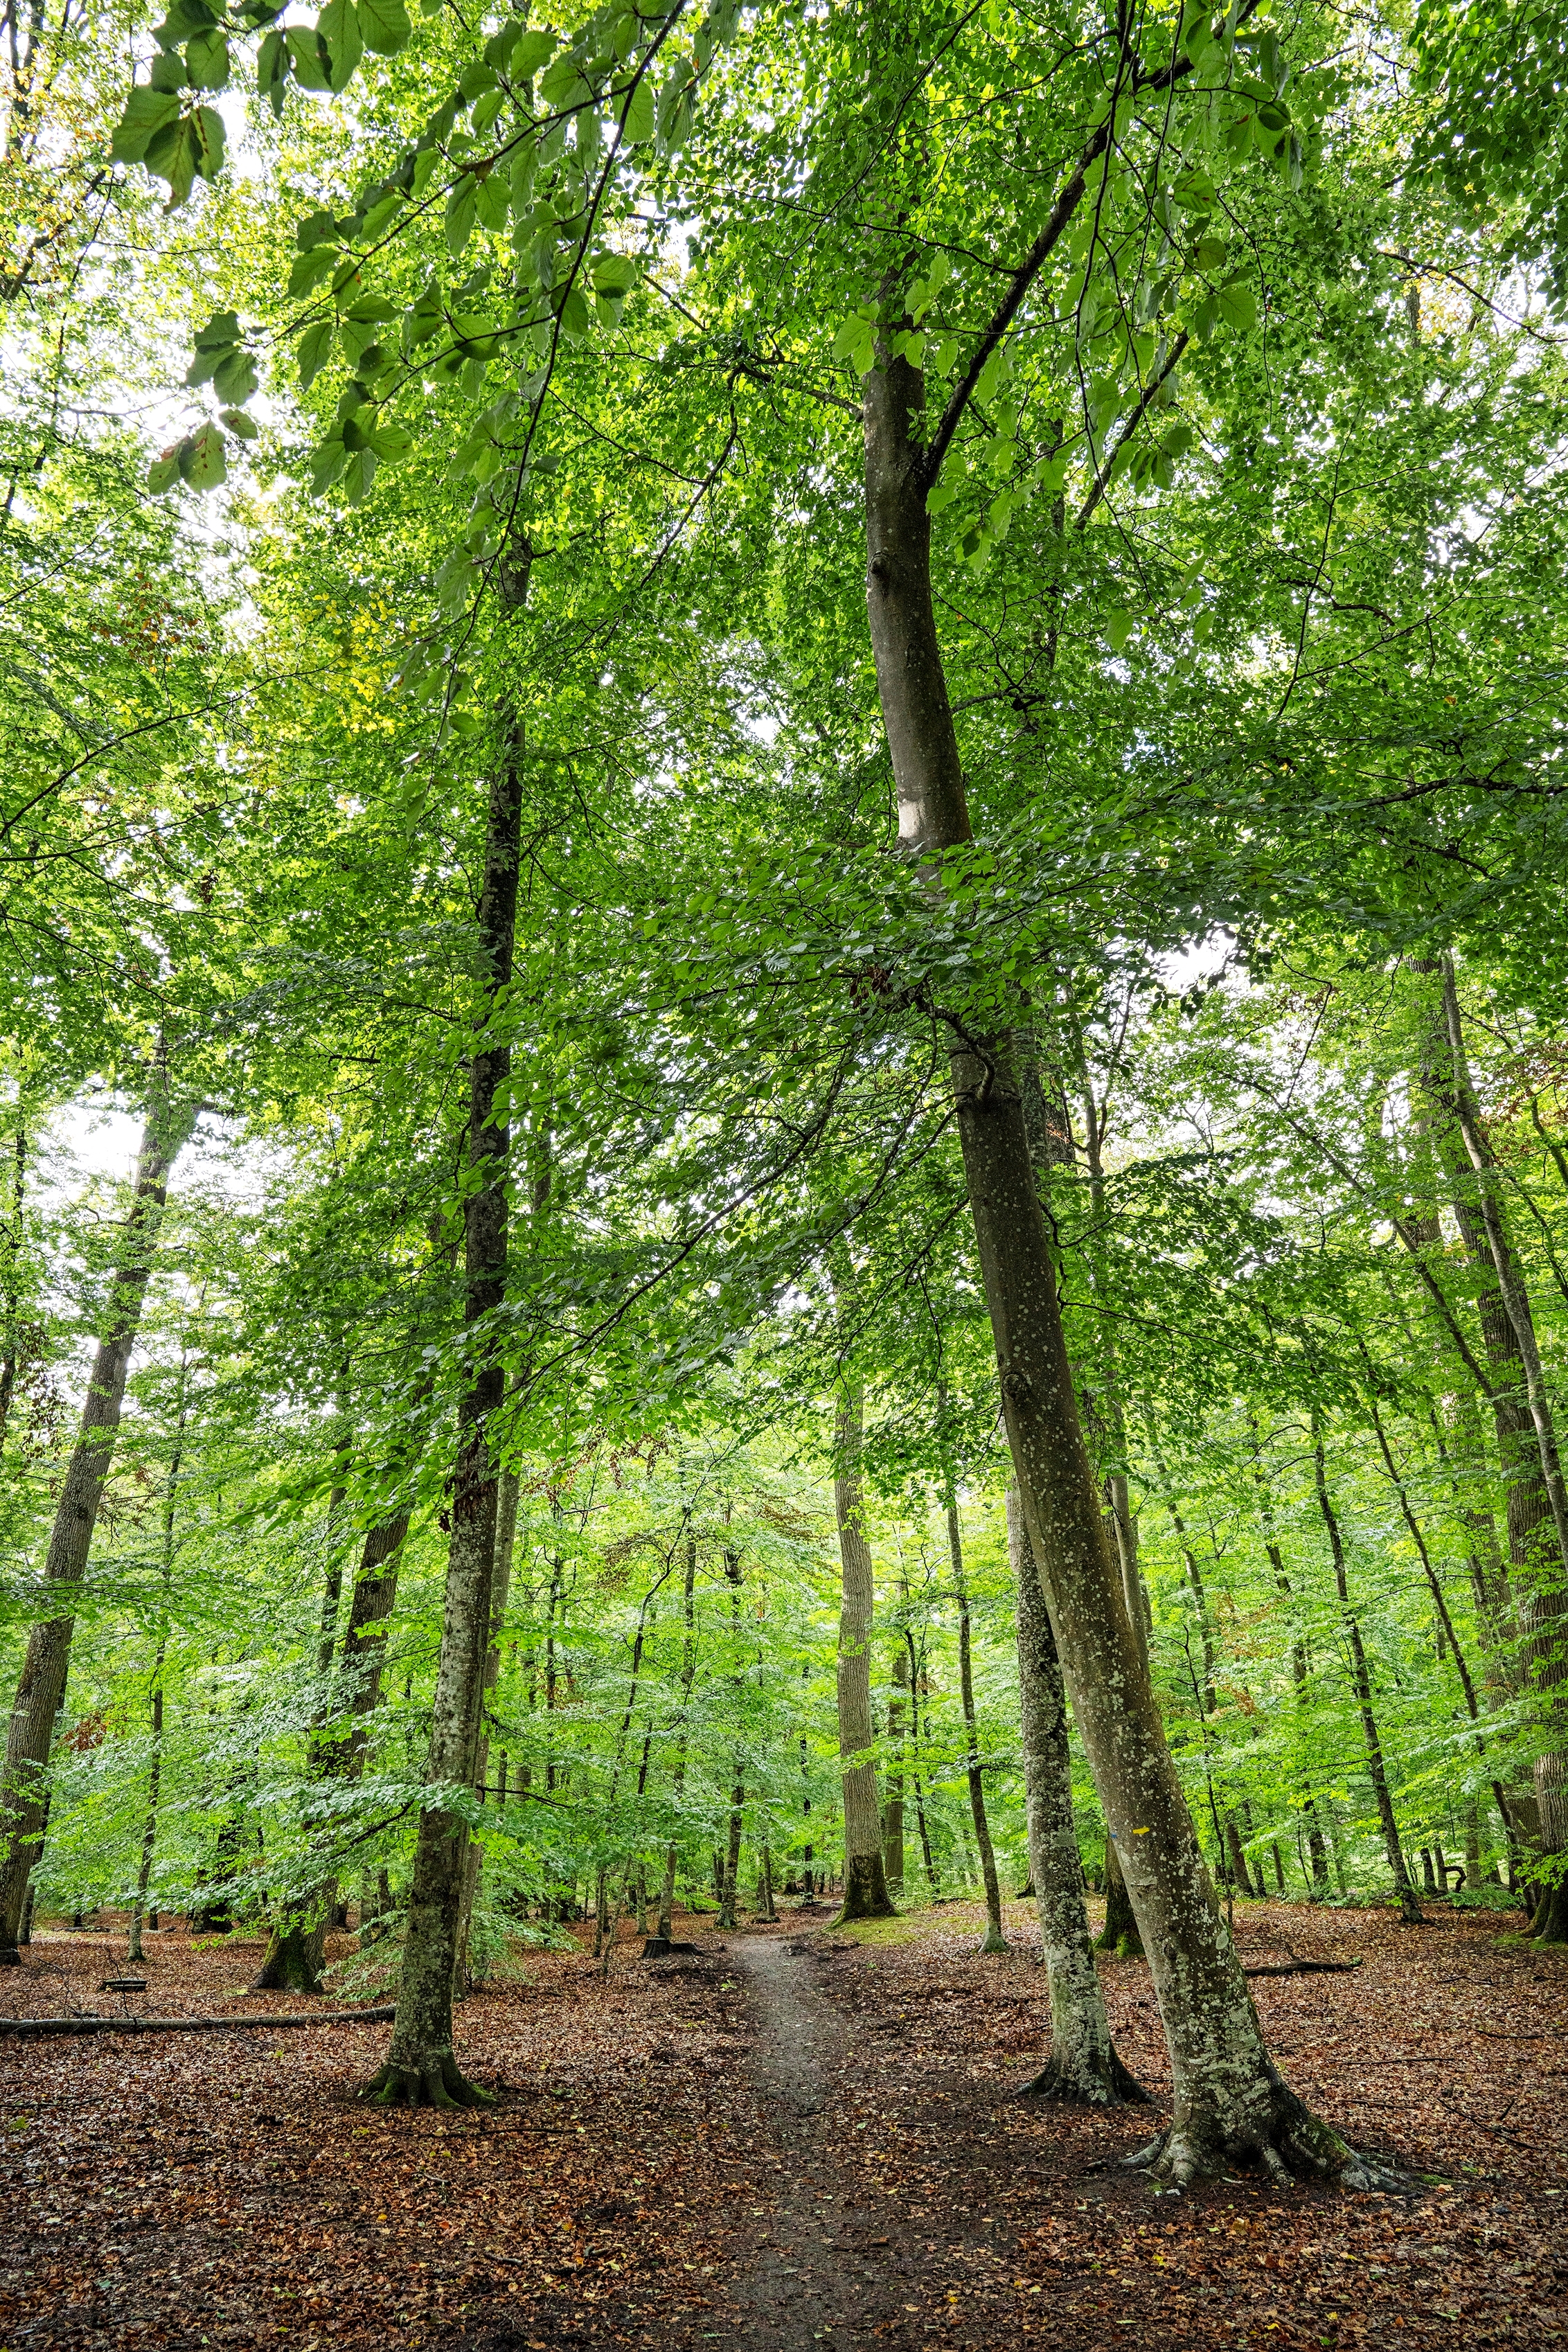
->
362, 636, 525, 2105
0, 1105, 28, 1453
1312, 1433, 1423, 1925
946, 1473, 1005, 1951
1009, 1487, 1145, 2103
833, 1385, 895, 1921
0, 1078, 197, 1961
862, 331, 1358, 2187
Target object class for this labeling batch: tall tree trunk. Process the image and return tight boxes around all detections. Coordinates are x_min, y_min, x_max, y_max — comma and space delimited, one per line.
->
362, 607, 526, 2103
1010, 1488, 1145, 2103
945, 1469, 1005, 1952
882, 1636, 907, 1892
0, 1073, 197, 1961
129, 1369, 189, 1966
456, 1467, 519, 1985
653, 1531, 697, 1949
0, 1103, 28, 1455
862, 332, 1360, 2187
1312, 1434, 1423, 1925
833, 1386, 895, 1921
1251, 1438, 1330, 1896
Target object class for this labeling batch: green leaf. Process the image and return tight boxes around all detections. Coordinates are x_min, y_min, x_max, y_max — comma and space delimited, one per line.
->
193, 307, 240, 351
310, 434, 349, 496
286, 24, 334, 89
445, 172, 478, 257
558, 284, 590, 339
359, 0, 411, 52
179, 421, 228, 489
289, 245, 341, 296
1107, 608, 1134, 652
476, 174, 509, 233
185, 27, 230, 87
1215, 280, 1258, 332
147, 450, 181, 495
621, 74, 655, 141
368, 420, 414, 464
258, 26, 288, 110
591, 252, 637, 294
219, 407, 261, 440
213, 347, 259, 404
111, 86, 181, 163
540, 53, 591, 107
831, 315, 875, 375
298, 317, 335, 389
319, 0, 363, 91
190, 103, 225, 181
509, 27, 555, 75
925, 476, 961, 515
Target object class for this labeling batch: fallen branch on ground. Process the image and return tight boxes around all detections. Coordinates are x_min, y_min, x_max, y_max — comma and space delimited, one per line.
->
0, 2004, 396, 2038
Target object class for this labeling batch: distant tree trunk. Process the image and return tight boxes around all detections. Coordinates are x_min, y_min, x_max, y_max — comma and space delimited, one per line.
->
1010, 1488, 1145, 2103
882, 1637, 907, 1893
1251, 1439, 1331, 1896
362, 582, 526, 2104
654, 1531, 697, 1948
129, 1379, 188, 1968
833, 1386, 894, 1922
0, 1106, 28, 1455
1313, 1432, 1423, 1925
945, 1467, 1005, 1953
0, 1074, 197, 1963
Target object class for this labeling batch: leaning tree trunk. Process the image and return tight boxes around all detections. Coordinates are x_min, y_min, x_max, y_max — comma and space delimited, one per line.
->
833, 1385, 895, 1922
362, 641, 526, 2105
0, 1076, 197, 1962
945, 1466, 1006, 1952
1009, 1488, 1146, 2104
862, 332, 1364, 2187
1434, 962, 1568, 1943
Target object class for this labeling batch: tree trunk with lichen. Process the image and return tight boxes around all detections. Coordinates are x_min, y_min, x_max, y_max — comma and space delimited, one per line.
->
362, 599, 526, 2103
862, 330, 1368, 2187
1010, 1487, 1146, 2104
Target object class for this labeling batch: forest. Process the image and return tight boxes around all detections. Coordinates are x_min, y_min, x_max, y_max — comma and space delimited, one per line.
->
1, 0, 1567, 2344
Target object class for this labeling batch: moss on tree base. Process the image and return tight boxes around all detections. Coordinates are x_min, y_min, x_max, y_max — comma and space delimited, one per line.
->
359, 2051, 495, 2109
1016, 2042, 1150, 2106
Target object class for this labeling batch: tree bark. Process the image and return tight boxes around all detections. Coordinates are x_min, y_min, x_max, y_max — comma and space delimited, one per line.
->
1312, 1434, 1423, 1925
1433, 962, 1568, 1942
882, 1635, 907, 1893
1010, 1487, 1144, 2103
946, 1474, 1005, 1952
833, 1386, 895, 1921
456, 1466, 519, 1984
0, 1074, 197, 1961
362, 637, 526, 2105
862, 333, 1359, 2186
653, 1531, 697, 1948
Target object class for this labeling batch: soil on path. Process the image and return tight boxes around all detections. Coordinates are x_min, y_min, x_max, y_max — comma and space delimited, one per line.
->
1, 1898, 1565, 2352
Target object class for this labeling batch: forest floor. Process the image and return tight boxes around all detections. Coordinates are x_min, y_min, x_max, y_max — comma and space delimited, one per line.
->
0, 1896, 1565, 2352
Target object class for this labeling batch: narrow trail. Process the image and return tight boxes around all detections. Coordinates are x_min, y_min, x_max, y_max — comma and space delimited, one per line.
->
718, 1932, 902, 2349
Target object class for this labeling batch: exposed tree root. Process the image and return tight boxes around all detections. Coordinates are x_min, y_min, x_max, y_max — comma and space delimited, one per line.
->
359, 2051, 495, 2109
1122, 2080, 1409, 2192
1016, 2042, 1151, 2106
1531, 1877, 1568, 1946
976, 1923, 1009, 1956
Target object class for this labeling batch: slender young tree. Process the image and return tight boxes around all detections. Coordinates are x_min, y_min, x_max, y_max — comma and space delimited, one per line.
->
0, 1071, 197, 1962
833, 1384, 896, 1921
363, 555, 528, 2103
